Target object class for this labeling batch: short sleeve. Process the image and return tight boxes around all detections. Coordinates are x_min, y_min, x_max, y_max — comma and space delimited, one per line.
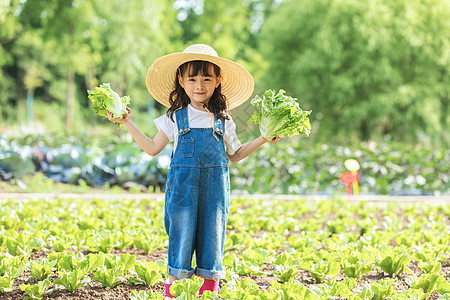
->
154, 114, 176, 142
224, 117, 242, 156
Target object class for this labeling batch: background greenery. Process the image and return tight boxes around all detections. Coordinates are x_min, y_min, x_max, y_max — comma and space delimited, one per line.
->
1, 0, 449, 144
0, 0, 449, 195
1, 134, 448, 195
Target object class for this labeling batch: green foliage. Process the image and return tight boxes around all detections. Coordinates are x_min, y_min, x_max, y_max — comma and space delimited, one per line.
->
259, 0, 450, 143
30, 259, 55, 281
342, 253, 374, 280
92, 265, 125, 288
1, 0, 448, 144
0, 255, 25, 276
0, 255, 25, 293
48, 251, 104, 274
0, 0, 22, 120
301, 258, 341, 283
88, 0, 180, 113
356, 278, 397, 300
310, 278, 357, 299
274, 266, 299, 283
129, 260, 162, 286
414, 244, 448, 274
267, 280, 320, 300
273, 251, 301, 283
224, 252, 266, 276
169, 277, 204, 299
418, 261, 442, 274
88, 83, 131, 128
114, 253, 136, 273
379, 247, 411, 277
0, 196, 449, 298
19, 279, 51, 300
219, 278, 261, 299
0, 0, 179, 134
2, 134, 448, 195
248, 89, 311, 139
231, 139, 449, 195
134, 233, 166, 254
53, 269, 90, 292
86, 231, 123, 253
57, 252, 89, 272
239, 248, 271, 267
198, 290, 220, 299
0, 151, 35, 179
130, 289, 164, 300
406, 273, 450, 299
5, 231, 46, 256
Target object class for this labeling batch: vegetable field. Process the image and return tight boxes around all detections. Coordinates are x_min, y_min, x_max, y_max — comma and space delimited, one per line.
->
2, 135, 449, 196
0, 194, 449, 299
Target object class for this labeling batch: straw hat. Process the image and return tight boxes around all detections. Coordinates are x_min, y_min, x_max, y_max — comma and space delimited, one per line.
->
146, 44, 254, 109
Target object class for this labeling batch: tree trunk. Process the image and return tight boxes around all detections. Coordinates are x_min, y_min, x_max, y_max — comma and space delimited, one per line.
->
26, 88, 35, 122
65, 1, 75, 132
66, 67, 75, 131
122, 72, 128, 96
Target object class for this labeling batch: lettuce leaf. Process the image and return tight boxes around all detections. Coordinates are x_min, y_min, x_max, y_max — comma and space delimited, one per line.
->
248, 89, 311, 140
87, 83, 131, 129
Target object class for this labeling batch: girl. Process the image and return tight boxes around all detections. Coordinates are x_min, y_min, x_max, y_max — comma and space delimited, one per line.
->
108, 44, 280, 298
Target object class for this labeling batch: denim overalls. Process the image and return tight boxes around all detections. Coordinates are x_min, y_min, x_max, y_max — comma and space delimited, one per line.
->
164, 106, 230, 280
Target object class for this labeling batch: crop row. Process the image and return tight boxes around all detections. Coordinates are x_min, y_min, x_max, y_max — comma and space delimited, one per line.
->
0, 196, 449, 299
1, 135, 449, 195
2, 247, 449, 299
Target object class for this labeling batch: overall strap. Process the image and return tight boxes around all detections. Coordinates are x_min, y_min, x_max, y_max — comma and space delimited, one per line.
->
214, 116, 225, 137
175, 107, 191, 136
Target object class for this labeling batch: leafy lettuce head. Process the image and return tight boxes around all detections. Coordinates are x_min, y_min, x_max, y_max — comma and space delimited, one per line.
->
248, 89, 311, 140
88, 83, 131, 128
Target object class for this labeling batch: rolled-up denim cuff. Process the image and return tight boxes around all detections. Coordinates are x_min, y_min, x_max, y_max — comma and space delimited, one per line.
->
167, 265, 195, 279
195, 267, 226, 280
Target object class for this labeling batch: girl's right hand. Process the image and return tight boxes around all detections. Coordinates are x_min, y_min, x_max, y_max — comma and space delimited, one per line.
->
107, 107, 131, 125
262, 136, 281, 144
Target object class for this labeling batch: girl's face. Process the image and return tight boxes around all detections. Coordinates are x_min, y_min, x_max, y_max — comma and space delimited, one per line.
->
178, 62, 221, 108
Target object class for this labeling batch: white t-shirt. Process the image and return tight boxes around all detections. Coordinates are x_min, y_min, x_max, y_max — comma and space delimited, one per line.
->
154, 104, 242, 156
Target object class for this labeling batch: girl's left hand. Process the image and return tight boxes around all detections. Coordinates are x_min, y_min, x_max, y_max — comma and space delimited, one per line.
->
265, 136, 281, 144
107, 107, 132, 125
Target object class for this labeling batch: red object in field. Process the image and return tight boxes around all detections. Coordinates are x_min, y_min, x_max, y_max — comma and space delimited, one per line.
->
340, 172, 360, 195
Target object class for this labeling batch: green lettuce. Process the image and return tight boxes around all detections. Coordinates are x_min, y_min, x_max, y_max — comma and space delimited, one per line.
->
87, 83, 130, 129
247, 89, 311, 140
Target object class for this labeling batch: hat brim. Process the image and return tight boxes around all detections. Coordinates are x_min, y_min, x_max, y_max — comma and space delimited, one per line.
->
146, 52, 254, 109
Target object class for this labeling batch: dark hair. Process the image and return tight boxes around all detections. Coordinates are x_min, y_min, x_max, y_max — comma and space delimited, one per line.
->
167, 60, 230, 121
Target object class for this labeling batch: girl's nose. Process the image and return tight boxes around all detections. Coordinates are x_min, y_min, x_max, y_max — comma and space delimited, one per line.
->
195, 82, 204, 90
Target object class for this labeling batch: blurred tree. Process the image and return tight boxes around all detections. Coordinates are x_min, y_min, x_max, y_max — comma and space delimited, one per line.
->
175, 0, 278, 85
0, 0, 22, 120
12, 29, 56, 123
17, 0, 101, 131
176, 0, 251, 58
91, 0, 181, 115
1, 0, 180, 134
259, 0, 450, 144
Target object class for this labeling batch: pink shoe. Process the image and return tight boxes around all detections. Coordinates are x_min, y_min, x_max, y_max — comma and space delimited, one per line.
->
198, 279, 220, 295
165, 282, 176, 298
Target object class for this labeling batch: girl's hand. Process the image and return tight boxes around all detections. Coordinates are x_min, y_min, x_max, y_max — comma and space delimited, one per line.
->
107, 107, 131, 125
263, 136, 281, 144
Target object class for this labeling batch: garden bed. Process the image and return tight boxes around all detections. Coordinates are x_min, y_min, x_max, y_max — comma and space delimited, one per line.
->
0, 195, 449, 299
